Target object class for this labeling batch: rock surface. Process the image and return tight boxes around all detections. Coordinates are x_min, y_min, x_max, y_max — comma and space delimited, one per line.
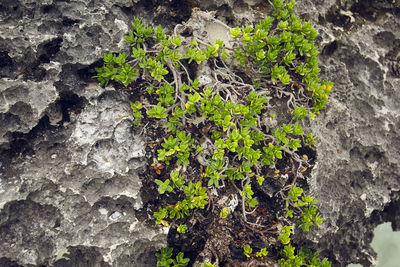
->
297, 1, 400, 266
0, 0, 399, 266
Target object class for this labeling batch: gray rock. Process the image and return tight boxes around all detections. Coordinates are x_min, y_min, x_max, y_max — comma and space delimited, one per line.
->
0, 0, 399, 266
0, 1, 173, 266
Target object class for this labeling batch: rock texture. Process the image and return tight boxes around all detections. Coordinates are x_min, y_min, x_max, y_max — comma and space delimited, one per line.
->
0, 0, 399, 266
296, 1, 400, 266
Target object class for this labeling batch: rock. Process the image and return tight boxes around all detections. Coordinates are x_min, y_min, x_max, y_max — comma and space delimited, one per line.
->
0, 0, 399, 266
294, 1, 400, 266
0, 1, 175, 266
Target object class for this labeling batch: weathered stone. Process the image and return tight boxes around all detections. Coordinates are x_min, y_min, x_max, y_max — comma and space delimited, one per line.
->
288, 1, 400, 266
0, 0, 399, 266
0, 1, 173, 266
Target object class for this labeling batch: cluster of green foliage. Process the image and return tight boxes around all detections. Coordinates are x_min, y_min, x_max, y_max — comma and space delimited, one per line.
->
153, 177, 208, 226
156, 247, 190, 267
285, 185, 325, 232
233, 0, 333, 114
95, 0, 333, 266
243, 244, 269, 259
278, 243, 331, 267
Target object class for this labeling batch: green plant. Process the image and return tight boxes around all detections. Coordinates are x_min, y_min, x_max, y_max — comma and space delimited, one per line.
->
155, 178, 173, 194
285, 185, 325, 231
278, 245, 331, 267
220, 207, 230, 219
243, 244, 253, 258
157, 131, 195, 165
95, 0, 332, 265
130, 101, 143, 125
153, 181, 208, 226
177, 224, 188, 234
156, 247, 190, 267
256, 248, 269, 259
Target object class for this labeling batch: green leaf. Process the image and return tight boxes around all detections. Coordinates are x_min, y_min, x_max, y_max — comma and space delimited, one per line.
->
114, 52, 127, 65
278, 225, 292, 245
285, 209, 294, 218
115, 63, 139, 86
188, 92, 201, 103
277, 20, 289, 30
177, 224, 188, 233
256, 49, 266, 60
273, 128, 289, 144
230, 26, 241, 38
288, 139, 301, 151
155, 179, 173, 194
147, 103, 167, 118
220, 207, 230, 219
243, 244, 253, 258
257, 176, 264, 185
104, 51, 114, 65
190, 38, 198, 47
221, 48, 229, 60
155, 25, 166, 41
292, 105, 308, 120
169, 35, 182, 46
288, 185, 303, 202
241, 183, 254, 198
191, 79, 200, 90
175, 252, 190, 266
256, 248, 268, 259
292, 123, 303, 135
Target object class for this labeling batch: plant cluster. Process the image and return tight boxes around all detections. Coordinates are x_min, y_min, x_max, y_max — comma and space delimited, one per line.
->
156, 247, 190, 267
232, 0, 333, 114
95, 0, 333, 266
278, 245, 331, 267
285, 185, 324, 232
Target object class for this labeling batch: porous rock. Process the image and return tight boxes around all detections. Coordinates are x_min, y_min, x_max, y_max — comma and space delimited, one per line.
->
288, 1, 400, 266
0, 0, 399, 266
0, 0, 178, 266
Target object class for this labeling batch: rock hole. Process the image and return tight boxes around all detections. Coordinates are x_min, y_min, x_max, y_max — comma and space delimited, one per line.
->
3, 115, 52, 158
325, 7, 351, 28
373, 31, 395, 49
62, 17, 80, 27
0, 257, 23, 267
53, 246, 110, 267
38, 37, 63, 64
322, 40, 338, 56
0, 51, 15, 78
23, 62, 46, 82
153, 0, 192, 25
58, 92, 86, 123
77, 63, 98, 82
216, 4, 234, 22
350, 1, 377, 22
168, 223, 207, 264
40, 5, 53, 14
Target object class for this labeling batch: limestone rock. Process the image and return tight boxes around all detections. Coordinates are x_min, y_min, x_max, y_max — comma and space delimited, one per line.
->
306, 2, 400, 265
0, 0, 399, 266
